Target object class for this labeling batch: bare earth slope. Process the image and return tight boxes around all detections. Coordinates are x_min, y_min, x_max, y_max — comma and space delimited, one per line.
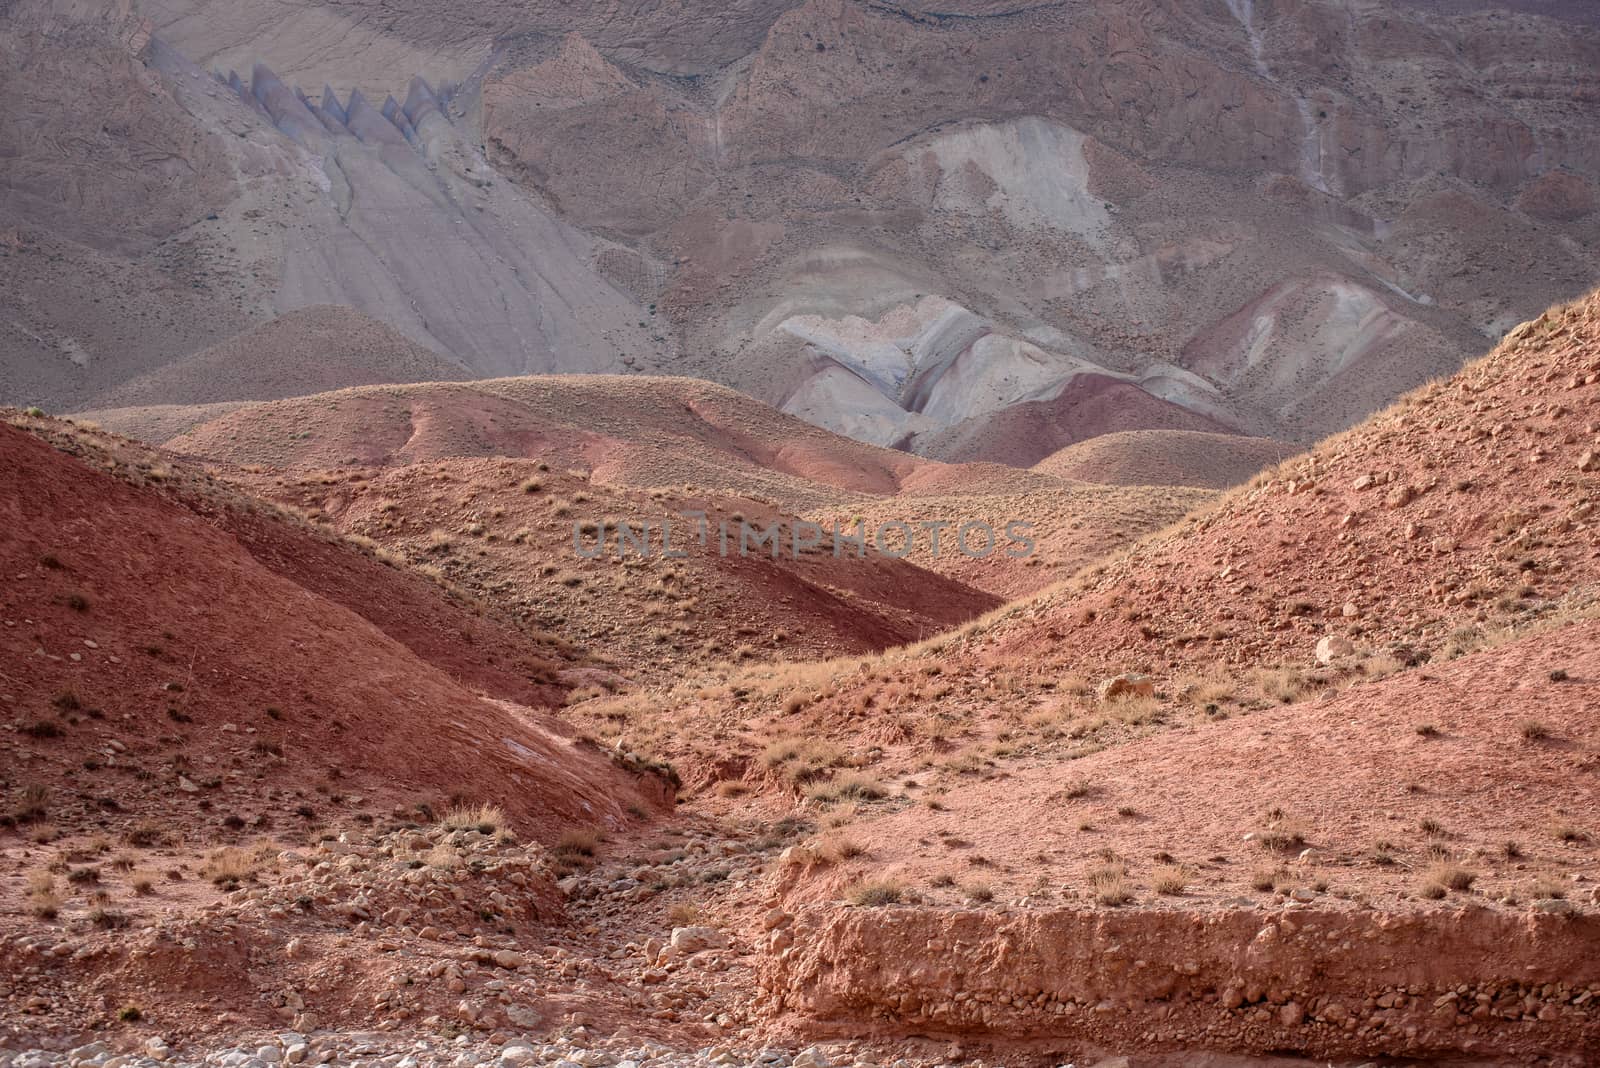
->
0, 417, 666, 835
87, 306, 471, 409
526, 292, 1600, 1062
1033, 430, 1300, 489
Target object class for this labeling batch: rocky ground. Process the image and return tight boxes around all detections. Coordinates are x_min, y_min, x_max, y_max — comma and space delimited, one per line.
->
0, 1029, 946, 1068
5, 299, 1600, 1062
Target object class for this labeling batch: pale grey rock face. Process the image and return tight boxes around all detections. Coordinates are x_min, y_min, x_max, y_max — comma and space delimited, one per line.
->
4, 0, 1600, 465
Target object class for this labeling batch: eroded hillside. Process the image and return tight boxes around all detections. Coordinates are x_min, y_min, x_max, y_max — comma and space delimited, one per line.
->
4, 0, 1599, 462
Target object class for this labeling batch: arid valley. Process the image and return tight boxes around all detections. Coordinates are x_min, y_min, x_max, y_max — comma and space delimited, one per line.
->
2, 1, 1599, 1066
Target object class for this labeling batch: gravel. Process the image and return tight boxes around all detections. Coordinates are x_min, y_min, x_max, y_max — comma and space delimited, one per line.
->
0, 1036, 963, 1068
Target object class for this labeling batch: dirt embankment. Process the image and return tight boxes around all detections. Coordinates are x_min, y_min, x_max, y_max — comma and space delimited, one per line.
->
757, 905, 1600, 1062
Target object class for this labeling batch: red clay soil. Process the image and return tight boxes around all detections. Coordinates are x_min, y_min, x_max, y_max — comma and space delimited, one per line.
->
759, 904, 1600, 1062
782, 616, 1600, 909
17, 415, 596, 709
916, 374, 1236, 468
973, 291, 1600, 680
239, 454, 1003, 672
1032, 430, 1299, 489
161, 376, 929, 503
754, 619, 1600, 1061
0, 421, 667, 842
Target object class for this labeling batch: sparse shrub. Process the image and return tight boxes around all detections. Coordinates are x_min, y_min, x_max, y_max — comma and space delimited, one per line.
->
1250, 867, 1285, 892
90, 907, 128, 929
1425, 863, 1476, 893
424, 844, 461, 870
804, 772, 887, 804
1415, 723, 1440, 738
1419, 818, 1445, 836
66, 866, 99, 885
964, 882, 995, 903
117, 1005, 142, 1023
1151, 864, 1189, 895
1418, 882, 1447, 900
554, 827, 601, 857
1520, 720, 1551, 741
762, 736, 846, 781
846, 879, 904, 906
26, 870, 60, 919
1253, 666, 1309, 704
1060, 777, 1093, 800
1552, 825, 1589, 843
439, 802, 506, 834
14, 782, 48, 822
1254, 825, 1307, 853
22, 720, 65, 739
1090, 863, 1132, 906
201, 843, 275, 887
665, 901, 702, 926
714, 781, 750, 798
1530, 877, 1567, 900
131, 874, 154, 895
124, 820, 164, 848
815, 835, 866, 863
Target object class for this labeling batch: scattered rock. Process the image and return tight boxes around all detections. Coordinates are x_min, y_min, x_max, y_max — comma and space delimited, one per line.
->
1315, 634, 1355, 664
669, 926, 727, 954
1096, 674, 1155, 701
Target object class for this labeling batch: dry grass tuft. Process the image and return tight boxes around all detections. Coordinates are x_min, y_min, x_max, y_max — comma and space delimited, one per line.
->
1252, 666, 1310, 704
27, 870, 61, 919
846, 879, 904, 907
1423, 863, 1476, 894
438, 803, 507, 834
201, 842, 277, 887
666, 901, 702, 926
762, 737, 847, 783
554, 827, 602, 857
805, 772, 888, 804
1151, 864, 1190, 896
1090, 863, 1132, 906
815, 835, 867, 864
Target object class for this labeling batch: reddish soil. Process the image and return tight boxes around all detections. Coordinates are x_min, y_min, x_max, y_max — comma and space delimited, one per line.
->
917, 374, 1237, 468
779, 618, 1600, 910
979, 291, 1600, 681
0, 420, 666, 840
1033, 431, 1299, 490
4, 292, 1600, 1065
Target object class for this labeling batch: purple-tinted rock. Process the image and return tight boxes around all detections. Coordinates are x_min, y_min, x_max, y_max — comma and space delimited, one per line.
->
320, 86, 348, 125
344, 89, 409, 148
250, 63, 323, 146
403, 76, 445, 126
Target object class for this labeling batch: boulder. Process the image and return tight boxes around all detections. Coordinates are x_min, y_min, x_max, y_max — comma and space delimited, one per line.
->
669, 926, 727, 954
1315, 635, 1355, 664
1096, 674, 1155, 701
